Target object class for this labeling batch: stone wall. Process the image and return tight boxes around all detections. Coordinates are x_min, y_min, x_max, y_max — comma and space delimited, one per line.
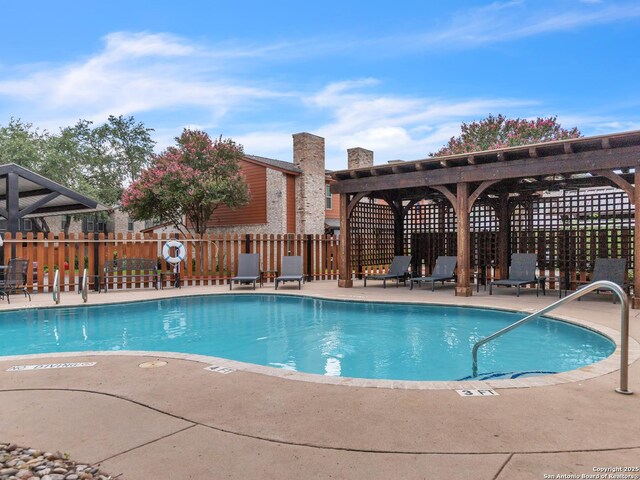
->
207, 168, 288, 235
347, 147, 374, 170
111, 209, 145, 234
43, 210, 144, 235
293, 132, 326, 235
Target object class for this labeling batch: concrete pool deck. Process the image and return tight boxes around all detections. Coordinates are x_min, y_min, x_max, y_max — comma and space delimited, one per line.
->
0, 282, 638, 479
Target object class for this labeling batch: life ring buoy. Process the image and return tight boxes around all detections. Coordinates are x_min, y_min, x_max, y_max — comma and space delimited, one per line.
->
162, 240, 185, 264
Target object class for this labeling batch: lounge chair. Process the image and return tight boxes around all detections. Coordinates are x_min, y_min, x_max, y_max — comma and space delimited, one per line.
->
363, 255, 412, 288
409, 256, 457, 291
489, 253, 538, 297
275, 256, 304, 290
577, 258, 628, 303
230, 253, 260, 290
0, 258, 32, 304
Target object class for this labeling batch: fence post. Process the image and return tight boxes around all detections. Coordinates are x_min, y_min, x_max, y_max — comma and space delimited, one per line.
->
245, 234, 251, 253
306, 234, 313, 282
93, 233, 100, 292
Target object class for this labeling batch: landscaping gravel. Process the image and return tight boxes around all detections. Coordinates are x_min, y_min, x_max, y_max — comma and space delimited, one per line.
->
0, 443, 116, 480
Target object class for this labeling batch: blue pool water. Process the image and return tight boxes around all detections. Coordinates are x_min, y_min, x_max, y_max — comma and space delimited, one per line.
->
0, 295, 615, 381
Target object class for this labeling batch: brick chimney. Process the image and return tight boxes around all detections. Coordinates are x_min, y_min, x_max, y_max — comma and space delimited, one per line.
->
293, 133, 326, 235
347, 147, 374, 170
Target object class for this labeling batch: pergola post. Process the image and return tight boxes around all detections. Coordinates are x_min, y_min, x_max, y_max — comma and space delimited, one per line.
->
496, 193, 510, 279
456, 182, 472, 296
6, 172, 20, 257
633, 171, 640, 308
338, 193, 353, 288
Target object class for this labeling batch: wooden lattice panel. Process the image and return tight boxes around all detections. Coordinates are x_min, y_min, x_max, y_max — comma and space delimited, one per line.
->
510, 189, 634, 287
350, 200, 395, 272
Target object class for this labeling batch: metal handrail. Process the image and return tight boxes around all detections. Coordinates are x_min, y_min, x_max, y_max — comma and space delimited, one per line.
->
472, 280, 632, 395
81, 268, 88, 303
52, 269, 60, 305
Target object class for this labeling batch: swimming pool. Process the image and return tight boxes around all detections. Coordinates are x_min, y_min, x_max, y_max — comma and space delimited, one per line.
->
0, 295, 615, 381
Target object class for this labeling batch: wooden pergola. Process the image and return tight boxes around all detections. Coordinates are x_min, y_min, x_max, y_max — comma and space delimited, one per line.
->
330, 130, 640, 308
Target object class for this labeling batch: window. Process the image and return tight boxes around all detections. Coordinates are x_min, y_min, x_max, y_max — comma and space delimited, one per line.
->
325, 184, 332, 210
85, 219, 105, 232
127, 217, 134, 231
22, 218, 33, 231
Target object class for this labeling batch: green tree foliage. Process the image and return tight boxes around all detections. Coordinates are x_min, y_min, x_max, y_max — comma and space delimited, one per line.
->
122, 129, 250, 235
431, 114, 582, 157
59, 115, 155, 206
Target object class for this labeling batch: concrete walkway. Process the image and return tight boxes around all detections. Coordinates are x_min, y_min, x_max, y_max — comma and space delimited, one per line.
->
0, 282, 639, 479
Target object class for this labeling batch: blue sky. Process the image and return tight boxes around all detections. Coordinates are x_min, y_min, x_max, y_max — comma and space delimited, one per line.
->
1, 0, 639, 169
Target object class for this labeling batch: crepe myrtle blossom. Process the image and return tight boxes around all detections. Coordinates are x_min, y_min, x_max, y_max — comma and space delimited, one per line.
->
431, 114, 581, 157
122, 129, 250, 235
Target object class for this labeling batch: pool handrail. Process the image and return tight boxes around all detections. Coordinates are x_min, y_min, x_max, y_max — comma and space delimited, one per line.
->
52, 269, 60, 305
81, 268, 88, 303
471, 280, 632, 395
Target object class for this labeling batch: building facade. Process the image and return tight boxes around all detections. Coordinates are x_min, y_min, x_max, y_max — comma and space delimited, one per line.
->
206, 132, 372, 236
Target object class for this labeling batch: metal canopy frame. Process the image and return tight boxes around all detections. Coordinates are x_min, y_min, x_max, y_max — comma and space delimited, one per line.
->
329, 130, 640, 308
0, 163, 107, 235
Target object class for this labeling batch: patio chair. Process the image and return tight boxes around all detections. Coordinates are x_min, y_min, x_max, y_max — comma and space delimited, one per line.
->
409, 256, 457, 291
489, 253, 538, 297
577, 258, 628, 304
0, 258, 32, 304
275, 256, 304, 290
230, 253, 260, 290
363, 255, 412, 288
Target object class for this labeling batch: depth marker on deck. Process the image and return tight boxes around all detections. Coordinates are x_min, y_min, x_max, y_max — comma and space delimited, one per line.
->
7, 362, 97, 372
456, 389, 499, 397
204, 365, 235, 375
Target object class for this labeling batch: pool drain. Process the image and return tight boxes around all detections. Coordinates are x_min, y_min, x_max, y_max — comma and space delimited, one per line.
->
139, 360, 168, 369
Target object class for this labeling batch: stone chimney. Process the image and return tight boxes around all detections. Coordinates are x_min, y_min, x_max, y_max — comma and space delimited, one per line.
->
293, 132, 326, 235
347, 147, 374, 170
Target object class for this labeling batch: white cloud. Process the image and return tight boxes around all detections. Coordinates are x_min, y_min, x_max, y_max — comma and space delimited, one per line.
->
0, 32, 288, 125
237, 81, 540, 170
402, 1, 640, 50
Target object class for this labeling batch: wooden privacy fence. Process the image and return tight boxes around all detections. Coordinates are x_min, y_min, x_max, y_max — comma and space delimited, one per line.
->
2, 233, 340, 293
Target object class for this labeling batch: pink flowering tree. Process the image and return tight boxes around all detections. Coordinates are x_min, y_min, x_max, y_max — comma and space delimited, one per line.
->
122, 129, 249, 235
431, 114, 581, 157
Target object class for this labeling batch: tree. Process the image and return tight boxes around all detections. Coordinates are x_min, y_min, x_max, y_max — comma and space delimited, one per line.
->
431, 114, 581, 157
60, 115, 155, 207
122, 129, 250, 236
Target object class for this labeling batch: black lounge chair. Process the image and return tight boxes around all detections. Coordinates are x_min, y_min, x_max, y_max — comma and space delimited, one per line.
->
363, 255, 412, 288
409, 256, 457, 291
230, 253, 260, 290
0, 258, 32, 304
275, 256, 304, 290
490, 253, 538, 297
577, 258, 628, 303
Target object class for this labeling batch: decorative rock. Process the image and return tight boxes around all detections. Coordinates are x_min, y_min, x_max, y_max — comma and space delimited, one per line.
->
0, 444, 114, 480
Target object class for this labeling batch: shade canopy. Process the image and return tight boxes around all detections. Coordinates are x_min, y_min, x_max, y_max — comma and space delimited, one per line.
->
0, 163, 108, 234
